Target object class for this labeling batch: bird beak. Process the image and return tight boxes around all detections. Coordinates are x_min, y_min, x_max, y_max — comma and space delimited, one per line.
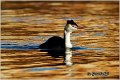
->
77, 25, 84, 29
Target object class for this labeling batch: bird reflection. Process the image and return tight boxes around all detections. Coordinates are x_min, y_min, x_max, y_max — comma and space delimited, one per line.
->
65, 48, 73, 66
40, 47, 72, 66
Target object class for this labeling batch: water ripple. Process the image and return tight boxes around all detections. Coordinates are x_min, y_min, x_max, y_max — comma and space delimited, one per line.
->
27, 67, 59, 71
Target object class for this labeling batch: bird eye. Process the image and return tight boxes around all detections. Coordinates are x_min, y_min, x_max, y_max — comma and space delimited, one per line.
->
72, 25, 77, 28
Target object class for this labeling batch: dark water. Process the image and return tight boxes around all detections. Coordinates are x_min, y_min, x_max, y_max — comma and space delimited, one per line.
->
1, 1, 119, 79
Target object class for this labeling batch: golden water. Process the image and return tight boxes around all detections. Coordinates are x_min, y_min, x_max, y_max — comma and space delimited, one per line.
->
1, 1, 119, 80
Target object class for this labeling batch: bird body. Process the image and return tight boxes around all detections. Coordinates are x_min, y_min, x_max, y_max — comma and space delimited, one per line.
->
40, 36, 64, 49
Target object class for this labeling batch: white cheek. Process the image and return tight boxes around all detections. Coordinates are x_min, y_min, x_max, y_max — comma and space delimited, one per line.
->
65, 25, 77, 32
72, 27, 77, 31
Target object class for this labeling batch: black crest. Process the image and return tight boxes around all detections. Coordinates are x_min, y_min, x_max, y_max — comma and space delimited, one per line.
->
67, 20, 78, 27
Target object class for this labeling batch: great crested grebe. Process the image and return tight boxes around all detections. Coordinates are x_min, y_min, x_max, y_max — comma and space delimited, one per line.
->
39, 20, 83, 50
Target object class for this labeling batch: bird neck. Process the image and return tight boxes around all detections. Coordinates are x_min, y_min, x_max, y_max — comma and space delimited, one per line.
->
64, 30, 72, 48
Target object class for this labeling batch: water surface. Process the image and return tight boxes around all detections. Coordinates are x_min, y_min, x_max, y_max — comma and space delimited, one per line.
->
1, 1, 119, 79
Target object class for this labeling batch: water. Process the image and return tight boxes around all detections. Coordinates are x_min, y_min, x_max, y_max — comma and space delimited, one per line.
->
27, 67, 59, 71
1, 1, 119, 79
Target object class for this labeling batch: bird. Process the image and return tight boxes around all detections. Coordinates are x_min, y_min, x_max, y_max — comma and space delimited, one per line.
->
39, 20, 83, 49
39, 20, 83, 58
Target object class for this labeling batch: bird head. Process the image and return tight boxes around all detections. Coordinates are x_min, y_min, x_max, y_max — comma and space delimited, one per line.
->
65, 20, 83, 33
